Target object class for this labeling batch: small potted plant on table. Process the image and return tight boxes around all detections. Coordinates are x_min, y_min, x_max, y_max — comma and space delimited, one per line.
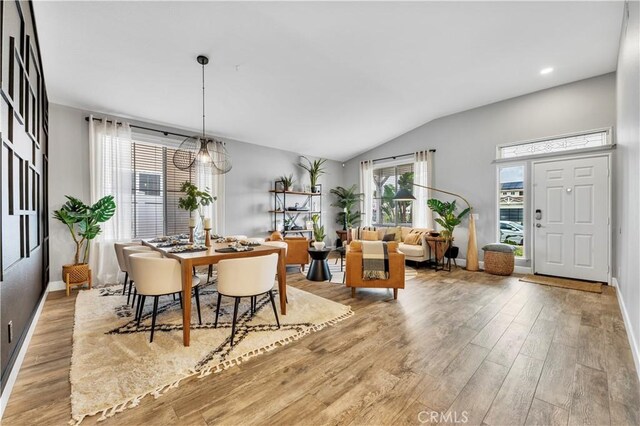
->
53, 195, 116, 295
311, 214, 326, 250
178, 182, 215, 241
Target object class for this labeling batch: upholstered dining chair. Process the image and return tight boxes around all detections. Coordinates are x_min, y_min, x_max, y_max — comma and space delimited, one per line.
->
122, 245, 153, 306
114, 242, 141, 295
129, 253, 202, 343
214, 253, 280, 346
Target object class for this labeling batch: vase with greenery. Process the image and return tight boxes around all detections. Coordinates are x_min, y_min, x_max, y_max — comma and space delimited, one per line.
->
53, 195, 116, 282
311, 214, 326, 249
298, 156, 327, 193
330, 185, 364, 230
279, 174, 294, 192
178, 182, 215, 241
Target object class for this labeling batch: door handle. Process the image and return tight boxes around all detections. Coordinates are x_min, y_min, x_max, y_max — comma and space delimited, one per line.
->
536, 223, 542, 228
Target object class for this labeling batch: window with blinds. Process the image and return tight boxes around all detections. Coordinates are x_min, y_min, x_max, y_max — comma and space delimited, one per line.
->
371, 162, 414, 226
131, 141, 195, 238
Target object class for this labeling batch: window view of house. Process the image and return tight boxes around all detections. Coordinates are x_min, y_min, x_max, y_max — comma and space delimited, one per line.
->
499, 165, 525, 256
372, 163, 413, 226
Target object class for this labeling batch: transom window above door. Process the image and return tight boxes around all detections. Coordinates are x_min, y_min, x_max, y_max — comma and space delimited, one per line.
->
497, 128, 612, 160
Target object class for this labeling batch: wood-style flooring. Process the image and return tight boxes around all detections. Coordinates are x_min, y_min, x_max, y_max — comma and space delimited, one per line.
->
3, 265, 639, 425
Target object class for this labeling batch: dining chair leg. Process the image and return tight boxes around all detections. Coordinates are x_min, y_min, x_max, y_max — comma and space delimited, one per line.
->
127, 280, 134, 304
230, 297, 240, 346
122, 272, 128, 295
268, 290, 280, 328
194, 286, 202, 325
172, 294, 176, 301
150, 296, 159, 343
134, 293, 141, 321
136, 295, 146, 327
178, 292, 183, 309
208, 265, 213, 282
214, 293, 222, 328
131, 288, 137, 307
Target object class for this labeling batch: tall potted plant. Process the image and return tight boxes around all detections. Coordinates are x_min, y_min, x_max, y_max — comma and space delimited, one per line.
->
53, 195, 116, 284
311, 214, 326, 250
427, 199, 471, 261
178, 182, 215, 239
330, 185, 364, 229
298, 156, 327, 193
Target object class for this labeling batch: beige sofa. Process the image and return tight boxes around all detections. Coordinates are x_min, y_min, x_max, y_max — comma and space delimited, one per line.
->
348, 226, 432, 264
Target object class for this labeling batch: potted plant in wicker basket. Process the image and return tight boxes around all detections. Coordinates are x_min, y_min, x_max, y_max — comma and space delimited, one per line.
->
53, 195, 116, 295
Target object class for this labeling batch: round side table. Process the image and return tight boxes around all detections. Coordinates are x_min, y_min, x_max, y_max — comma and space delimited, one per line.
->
306, 248, 332, 281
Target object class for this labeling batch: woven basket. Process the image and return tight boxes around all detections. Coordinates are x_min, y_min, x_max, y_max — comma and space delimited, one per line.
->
62, 263, 90, 283
484, 251, 514, 276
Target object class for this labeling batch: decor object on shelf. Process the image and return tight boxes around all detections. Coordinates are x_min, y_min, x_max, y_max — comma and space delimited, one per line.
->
482, 243, 515, 276
312, 214, 326, 250
172, 55, 232, 175
178, 182, 215, 242
279, 174, 294, 192
53, 195, 116, 295
330, 185, 364, 230
393, 184, 479, 271
298, 156, 327, 193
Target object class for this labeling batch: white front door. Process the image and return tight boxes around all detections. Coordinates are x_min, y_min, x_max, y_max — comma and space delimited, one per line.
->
533, 155, 609, 282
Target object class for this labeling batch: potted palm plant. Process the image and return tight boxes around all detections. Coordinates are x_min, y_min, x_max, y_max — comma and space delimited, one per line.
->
330, 185, 364, 229
427, 199, 471, 261
178, 182, 215, 239
298, 156, 327, 193
311, 214, 326, 250
53, 195, 116, 284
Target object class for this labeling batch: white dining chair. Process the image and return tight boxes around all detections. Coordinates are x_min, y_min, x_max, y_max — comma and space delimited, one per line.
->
122, 245, 153, 306
214, 253, 280, 346
129, 253, 202, 343
114, 242, 141, 295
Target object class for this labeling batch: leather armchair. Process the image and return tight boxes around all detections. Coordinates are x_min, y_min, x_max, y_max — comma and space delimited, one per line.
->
265, 235, 310, 271
345, 241, 405, 299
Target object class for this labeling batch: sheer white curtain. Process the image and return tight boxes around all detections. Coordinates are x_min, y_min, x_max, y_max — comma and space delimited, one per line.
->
359, 160, 374, 227
413, 150, 434, 228
195, 140, 226, 235
89, 116, 133, 284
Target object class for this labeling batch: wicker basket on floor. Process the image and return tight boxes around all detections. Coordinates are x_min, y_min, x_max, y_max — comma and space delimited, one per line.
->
483, 249, 515, 276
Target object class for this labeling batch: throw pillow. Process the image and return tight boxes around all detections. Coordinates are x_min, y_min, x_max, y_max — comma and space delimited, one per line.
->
362, 230, 379, 241
403, 232, 422, 245
383, 233, 396, 242
351, 226, 377, 241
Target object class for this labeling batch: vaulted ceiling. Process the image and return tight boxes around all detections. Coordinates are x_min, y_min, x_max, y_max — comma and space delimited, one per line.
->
34, 1, 624, 161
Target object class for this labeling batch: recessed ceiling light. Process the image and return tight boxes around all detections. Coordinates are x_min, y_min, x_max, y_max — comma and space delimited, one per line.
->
540, 67, 554, 75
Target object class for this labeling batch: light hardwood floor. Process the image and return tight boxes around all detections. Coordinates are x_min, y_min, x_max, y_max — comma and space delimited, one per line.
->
3, 265, 639, 425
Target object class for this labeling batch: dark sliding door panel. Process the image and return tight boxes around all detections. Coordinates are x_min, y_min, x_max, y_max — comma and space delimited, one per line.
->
0, 0, 49, 391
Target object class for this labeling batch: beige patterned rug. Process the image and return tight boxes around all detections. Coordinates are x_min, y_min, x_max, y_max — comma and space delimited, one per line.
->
71, 282, 353, 424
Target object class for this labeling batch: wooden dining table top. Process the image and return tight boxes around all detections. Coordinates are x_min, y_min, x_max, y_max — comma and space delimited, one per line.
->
141, 240, 283, 265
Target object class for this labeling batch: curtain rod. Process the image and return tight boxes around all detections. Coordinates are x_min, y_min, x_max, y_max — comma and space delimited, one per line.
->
371, 149, 436, 163
84, 116, 192, 139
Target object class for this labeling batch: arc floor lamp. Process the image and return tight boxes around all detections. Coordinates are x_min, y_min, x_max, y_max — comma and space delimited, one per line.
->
393, 184, 479, 272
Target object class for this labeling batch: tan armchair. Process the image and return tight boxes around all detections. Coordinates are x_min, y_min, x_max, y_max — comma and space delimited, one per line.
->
265, 234, 310, 271
345, 241, 405, 299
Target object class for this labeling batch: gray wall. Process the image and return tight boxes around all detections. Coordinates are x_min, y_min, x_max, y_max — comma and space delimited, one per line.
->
614, 1, 639, 362
48, 103, 344, 283
344, 73, 616, 265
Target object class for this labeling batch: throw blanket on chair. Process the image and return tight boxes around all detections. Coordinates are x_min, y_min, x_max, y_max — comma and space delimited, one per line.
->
362, 241, 390, 280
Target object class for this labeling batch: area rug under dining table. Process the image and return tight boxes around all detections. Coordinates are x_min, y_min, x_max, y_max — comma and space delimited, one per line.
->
70, 281, 353, 424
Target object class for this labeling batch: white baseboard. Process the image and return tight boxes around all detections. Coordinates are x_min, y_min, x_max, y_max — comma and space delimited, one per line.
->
48, 280, 66, 292
612, 277, 640, 381
455, 258, 532, 275
0, 283, 50, 419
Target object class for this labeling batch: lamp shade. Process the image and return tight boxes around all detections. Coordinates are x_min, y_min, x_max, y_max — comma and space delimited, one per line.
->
393, 188, 416, 201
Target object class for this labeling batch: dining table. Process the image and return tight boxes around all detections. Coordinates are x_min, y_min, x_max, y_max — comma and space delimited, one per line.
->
142, 240, 287, 347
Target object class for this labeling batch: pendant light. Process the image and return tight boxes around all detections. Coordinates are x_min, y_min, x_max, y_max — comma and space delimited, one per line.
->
173, 55, 232, 174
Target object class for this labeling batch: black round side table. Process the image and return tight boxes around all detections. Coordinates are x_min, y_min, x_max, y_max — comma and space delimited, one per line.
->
306, 248, 332, 281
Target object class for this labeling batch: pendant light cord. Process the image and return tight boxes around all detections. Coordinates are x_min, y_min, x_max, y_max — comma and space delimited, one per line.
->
201, 62, 206, 139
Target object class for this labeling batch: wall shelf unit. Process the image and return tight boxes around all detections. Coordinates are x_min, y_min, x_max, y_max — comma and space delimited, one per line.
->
269, 182, 322, 236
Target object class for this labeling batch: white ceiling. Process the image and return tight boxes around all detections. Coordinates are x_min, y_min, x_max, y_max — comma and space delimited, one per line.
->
33, 1, 624, 161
